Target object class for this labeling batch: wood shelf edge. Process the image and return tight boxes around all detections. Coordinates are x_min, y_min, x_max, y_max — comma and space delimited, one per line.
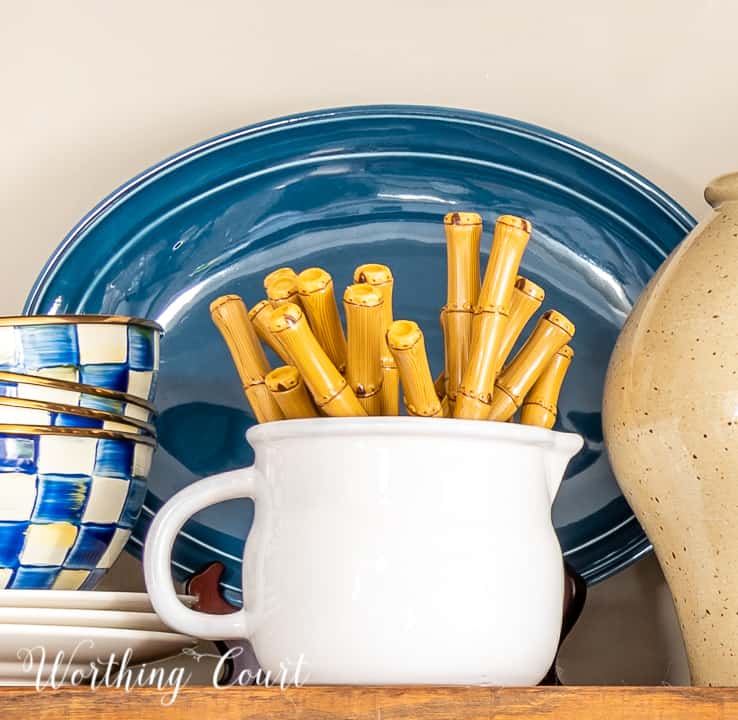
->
1, 685, 738, 719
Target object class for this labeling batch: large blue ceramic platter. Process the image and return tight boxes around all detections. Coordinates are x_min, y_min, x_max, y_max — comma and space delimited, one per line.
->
25, 106, 694, 601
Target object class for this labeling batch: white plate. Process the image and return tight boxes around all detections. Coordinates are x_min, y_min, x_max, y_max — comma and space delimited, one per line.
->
0, 590, 195, 613
0, 607, 174, 632
0, 624, 196, 686
0, 661, 90, 686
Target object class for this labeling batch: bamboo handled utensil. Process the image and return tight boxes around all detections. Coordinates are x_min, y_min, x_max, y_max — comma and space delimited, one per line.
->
455, 215, 531, 420
439, 305, 449, 400
353, 263, 399, 416
344, 283, 385, 416
265, 365, 319, 419
210, 295, 284, 423
432, 370, 451, 417
248, 299, 292, 364
387, 320, 442, 418
444, 212, 482, 405
438, 307, 452, 415
297, 268, 348, 373
269, 302, 366, 417
434, 371, 447, 400
496, 276, 545, 371
520, 345, 574, 429
218, 210, 573, 426
489, 310, 575, 422
267, 275, 302, 308
264, 267, 297, 290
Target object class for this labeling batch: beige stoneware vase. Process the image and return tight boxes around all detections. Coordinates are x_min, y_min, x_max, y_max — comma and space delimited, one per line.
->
603, 172, 738, 685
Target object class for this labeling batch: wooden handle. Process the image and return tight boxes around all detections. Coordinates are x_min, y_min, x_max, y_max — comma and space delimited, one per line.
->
242, 384, 284, 422
490, 310, 575, 422
344, 283, 384, 415
269, 302, 365, 417
496, 276, 545, 370
248, 299, 292, 364
453, 311, 507, 419
267, 275, 302, 308
387, 320, 442, 417
209, 295, 283, 422
210, 295, 271, 385
297, 268, 348, 373
265, 365, 319, 419
353, 263, 393, 292
433, 370, 447, 399
439, 305, 449, 397
444, 213, 482, 403
444, 310, 473, 403
444, 211, 482, 311
263, 267, 297, 290
520, 345, 573, 429
353, 263, 399, 415
379, 366, 400, 416
455, 215, 532, 419
476, 215, 531, 315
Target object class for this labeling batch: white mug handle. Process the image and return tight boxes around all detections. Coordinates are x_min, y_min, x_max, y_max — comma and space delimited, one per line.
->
143, 467, 260, 640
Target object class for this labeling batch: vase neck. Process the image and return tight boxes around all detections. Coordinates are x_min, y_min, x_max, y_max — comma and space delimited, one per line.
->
705, 172, 738, 209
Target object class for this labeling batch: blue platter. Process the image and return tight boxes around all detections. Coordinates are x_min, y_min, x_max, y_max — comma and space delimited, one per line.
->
25, 105, 695, 600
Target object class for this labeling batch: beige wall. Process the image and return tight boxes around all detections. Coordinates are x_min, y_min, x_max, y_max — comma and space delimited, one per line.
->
3, 0, 731, 683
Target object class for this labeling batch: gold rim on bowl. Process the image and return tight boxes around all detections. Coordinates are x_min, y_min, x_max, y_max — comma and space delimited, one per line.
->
0, 371, 156, 413
0, 423, 157, 445
0, 396, 156, 435
0, 314, 162, 332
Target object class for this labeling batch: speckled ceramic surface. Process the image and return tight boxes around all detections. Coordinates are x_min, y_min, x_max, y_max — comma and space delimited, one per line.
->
603, 172, 738, 686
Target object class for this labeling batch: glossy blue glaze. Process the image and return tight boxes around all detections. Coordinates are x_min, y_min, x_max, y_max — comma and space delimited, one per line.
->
78, 364, 129, 393
12, 566, 58, 590
32, 474, 91, 522
24, 105, 695, 596
128, 326, 156, 371
0, 522, 28, 566
93, 438, 134, 479
16, 326, 78, 368
79, 395, 125, 415
52, 412, 101, 429
0, 437, 36, 473
65, 524, 117, 568
0, 321, 159, 400
118, 477, 148, 529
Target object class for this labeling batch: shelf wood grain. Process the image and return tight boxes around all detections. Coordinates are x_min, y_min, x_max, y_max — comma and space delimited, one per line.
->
2, 686, 738, 719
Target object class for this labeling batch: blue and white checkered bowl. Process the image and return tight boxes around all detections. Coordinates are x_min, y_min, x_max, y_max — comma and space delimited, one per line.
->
0, 371, 156, 425
0, 425, 154, 590
0, 396, 155, 437
0, 316, 161, 403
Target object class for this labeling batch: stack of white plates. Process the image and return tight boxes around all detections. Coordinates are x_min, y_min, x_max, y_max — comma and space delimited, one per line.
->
0, 590, 197, 685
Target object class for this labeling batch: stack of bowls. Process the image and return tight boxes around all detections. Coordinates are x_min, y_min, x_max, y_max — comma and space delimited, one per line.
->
0, 315, 160, 591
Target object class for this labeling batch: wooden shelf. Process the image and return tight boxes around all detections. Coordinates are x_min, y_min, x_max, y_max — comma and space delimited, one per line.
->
1, 686, 738, 719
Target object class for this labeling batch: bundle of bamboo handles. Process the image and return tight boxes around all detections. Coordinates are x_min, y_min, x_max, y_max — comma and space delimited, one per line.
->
210, 213, 574, 429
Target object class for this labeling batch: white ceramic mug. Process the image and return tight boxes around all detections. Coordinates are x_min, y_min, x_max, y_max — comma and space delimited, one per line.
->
144, 417, 582, 685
